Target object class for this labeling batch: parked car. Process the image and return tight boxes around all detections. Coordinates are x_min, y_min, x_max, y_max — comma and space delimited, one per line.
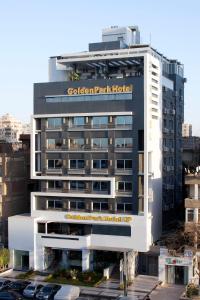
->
0, 291, 23, 299
0, 279, 11, 291
54, 285, 80, 300
8, 280, 31, 293
36, 284, 61, 300
23, 283, 43, 298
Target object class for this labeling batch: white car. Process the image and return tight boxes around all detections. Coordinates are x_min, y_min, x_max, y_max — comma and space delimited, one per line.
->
54, 285, 80, 300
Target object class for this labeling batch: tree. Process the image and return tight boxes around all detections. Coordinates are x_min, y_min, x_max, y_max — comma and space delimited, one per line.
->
0, 248, 10, 269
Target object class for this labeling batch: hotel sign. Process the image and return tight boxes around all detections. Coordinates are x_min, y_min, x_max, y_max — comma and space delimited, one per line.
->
165, 257, 192, 266
67, 84, 133, 95
65, 214, 132, 223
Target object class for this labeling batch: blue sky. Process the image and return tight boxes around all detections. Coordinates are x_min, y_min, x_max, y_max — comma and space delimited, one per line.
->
0, 0, 199, 134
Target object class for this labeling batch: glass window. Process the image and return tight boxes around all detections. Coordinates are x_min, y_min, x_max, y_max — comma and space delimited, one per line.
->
38, 223, 45, 233
69, 138, 84, 149
70, 201, 85, 210
115, 138, 132, 148
72, 117, 85, 127
70, 201, 77, 209
93, 181, 109, 191
125, 160, 132, 168
93, 202, 100, 211
70, 181, 85, 190
93, 201, 108, 211
48, 160, 54, 169
47, 138, 62, 149
115, 116, 132, 126
48, 181, 63, 189
92, 116, 108, 127
47, 159, 62, 169
101, 202, 109, 210
47, 199, 62, 209
117, 160, 132, 169
93, 160, 108, 169
77, 201, 85, 209
92, 138, 108, 148
70, 160, 84, 169
117, 202, 132, 213
117, 181, 132, 192
47, 118, 62, 129
187, 209, 194, 222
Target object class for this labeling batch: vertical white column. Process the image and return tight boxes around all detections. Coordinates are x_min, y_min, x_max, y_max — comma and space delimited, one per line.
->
194, 208, 198, 223
194, 184, 198, 199
82, 249, 90, 271
61, 250, 69, 268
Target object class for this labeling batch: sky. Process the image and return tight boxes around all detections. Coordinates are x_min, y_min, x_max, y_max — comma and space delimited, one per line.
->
0, 0, 199, 134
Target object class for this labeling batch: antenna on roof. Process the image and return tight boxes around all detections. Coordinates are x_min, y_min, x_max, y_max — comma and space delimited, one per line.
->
149, 32, 152, 45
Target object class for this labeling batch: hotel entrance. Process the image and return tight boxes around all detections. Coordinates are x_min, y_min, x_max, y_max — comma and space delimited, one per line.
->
166, 265, 188, 285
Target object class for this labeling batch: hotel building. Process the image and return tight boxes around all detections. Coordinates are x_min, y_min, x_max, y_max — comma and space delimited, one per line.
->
8, 26, 185, 274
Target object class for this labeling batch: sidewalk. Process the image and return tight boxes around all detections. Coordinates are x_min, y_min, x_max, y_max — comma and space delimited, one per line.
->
150, 284, 185, 300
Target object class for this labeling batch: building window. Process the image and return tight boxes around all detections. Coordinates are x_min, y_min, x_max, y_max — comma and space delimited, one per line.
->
47, 118, 62, 129
187, 209, 194, 222
70, 160, 85, 169
47, 138, 62, 150
48, 181, 63, 190
115, 116, 132, 126
70, 200, 85, 210
117, 181, 132, 192
93, 160, 108, 169
93, 181, 109, 192
92, 138, 108, 149
70, 117, 85, 127
116, 159, 132, 169
92, 116, 108, 128
69, 138, 85, 150
115, 138, 132, 148
47, 159, 62, 169
38, 223, 46, 233
117, 202, 132, 213
93, 201, 109, 212
47, 199, 63, 210
70, 181, 85, 190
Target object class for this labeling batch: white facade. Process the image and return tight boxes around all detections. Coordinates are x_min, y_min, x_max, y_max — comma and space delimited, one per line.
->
182, 123, 192, 137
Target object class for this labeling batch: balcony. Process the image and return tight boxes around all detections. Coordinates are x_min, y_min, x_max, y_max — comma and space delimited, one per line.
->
67, 168, 86, 175
185, 174, 200, 185
91, 168, 109, 175
185, 198, 200, 208
115, 169, 132, 175
45, 168, 62, 175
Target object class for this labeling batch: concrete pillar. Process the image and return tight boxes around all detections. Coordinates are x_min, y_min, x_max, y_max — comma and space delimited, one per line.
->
82, 249, 90, 271
61, 250, 69, 268
194, 208, 198, 223
195, 184, 198, 199
127, 251, 138, 282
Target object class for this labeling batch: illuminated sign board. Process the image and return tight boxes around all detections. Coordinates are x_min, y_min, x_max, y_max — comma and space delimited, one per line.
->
65, 214, 132, 223
67, 84, 133, 96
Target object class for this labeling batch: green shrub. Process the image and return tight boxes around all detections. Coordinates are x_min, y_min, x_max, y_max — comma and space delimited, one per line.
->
186, 283, 199, 297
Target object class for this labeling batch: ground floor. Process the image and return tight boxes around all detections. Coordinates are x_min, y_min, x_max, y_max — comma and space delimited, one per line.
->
11, 248, 122, 273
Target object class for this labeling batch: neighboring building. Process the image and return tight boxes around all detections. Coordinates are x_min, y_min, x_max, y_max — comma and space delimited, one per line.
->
182, 123, 192, 137
0, 135, 31, 246
183, 136, 200, 170
0, 113, 30, 143
8, 26, 185, 274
